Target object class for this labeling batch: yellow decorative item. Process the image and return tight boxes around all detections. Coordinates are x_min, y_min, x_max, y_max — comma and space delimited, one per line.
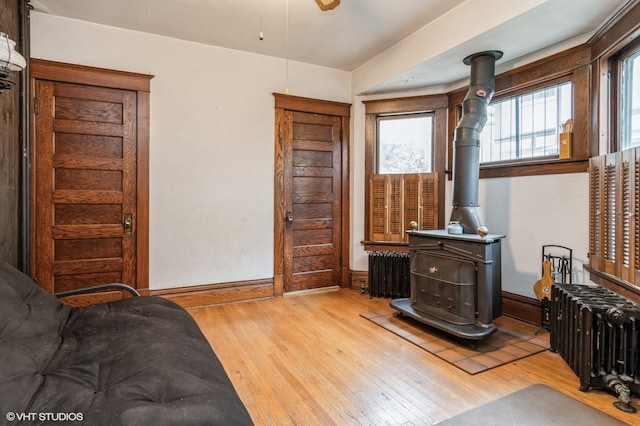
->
560, 132, 572, 159
559, 119, 573, 159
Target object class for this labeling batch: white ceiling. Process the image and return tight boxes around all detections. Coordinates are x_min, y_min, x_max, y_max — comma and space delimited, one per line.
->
29, 0, 628, 94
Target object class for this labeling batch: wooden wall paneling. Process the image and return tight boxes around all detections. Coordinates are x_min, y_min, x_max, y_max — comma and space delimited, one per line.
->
0, 0, 24, 268
572, 64, 592, 161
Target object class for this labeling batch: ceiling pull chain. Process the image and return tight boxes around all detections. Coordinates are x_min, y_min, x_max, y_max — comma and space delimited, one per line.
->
258, 0, 264, 40
285, 0, 289, 95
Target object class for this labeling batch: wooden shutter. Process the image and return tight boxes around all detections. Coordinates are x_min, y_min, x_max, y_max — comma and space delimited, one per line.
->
621, 149, 635, 282
590, 147, 640, 289
369, 173, 439, 242
419, 173, 439, 231
603, 153, 618, 275
635, 153, 640, 285
403, 174, 420, 235
589, 156, 602, 270
370, 174, 387, 241
387, 174, 404, 242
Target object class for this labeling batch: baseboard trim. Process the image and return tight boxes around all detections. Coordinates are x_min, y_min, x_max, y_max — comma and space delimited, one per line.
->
350, 270, 368, 292
151, 278, 274, 309
501, 291, 542, 325
150, 273, 542, 324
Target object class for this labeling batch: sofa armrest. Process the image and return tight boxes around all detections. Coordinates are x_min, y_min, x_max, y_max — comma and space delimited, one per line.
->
55, 284, 140, 299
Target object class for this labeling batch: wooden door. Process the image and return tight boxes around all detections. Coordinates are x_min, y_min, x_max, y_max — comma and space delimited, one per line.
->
274, 94, 351, 294
30, 60, 151, 297
283, 112, 342, 292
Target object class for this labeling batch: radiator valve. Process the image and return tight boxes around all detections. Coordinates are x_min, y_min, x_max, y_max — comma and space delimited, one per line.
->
606, 375, 636, 413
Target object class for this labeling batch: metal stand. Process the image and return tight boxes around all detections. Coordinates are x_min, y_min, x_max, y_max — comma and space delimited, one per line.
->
543, 245, 572, 285
536, 245, 572, 334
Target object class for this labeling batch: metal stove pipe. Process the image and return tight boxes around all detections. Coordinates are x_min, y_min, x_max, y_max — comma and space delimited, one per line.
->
450, 50, 503, 236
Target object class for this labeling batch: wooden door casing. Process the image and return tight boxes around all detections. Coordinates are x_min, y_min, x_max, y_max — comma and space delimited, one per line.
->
274, 94, 351, 295
30, 59, 151, 298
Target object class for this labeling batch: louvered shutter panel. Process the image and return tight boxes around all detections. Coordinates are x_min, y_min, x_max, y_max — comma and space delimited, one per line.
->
589, 156, 602, 270
370, 174, 387, 241
603, 153, 618, 275
419, 173, 439, 231
387, 174, 404, 241
635, 150, 640, 284
621, 149, 635, 283
403, 174, 420, 242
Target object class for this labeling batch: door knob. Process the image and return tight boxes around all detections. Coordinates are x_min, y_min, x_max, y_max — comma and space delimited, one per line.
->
123, 214, 134, 234
285, 211, 293, 223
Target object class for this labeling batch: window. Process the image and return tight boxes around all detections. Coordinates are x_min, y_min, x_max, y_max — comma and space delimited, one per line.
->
447, 46, 590, 179
480, 81, 572, 163
377, 113, 434, 173
364, 95, 448, 245
619, 47, 640, 150
587, 2, 640, 302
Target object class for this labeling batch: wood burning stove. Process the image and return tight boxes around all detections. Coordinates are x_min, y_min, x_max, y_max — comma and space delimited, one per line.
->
391, 230, 504, 340
390, 50, 505, 342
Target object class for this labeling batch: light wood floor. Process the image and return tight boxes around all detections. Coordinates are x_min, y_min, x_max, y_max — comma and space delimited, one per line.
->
188, 288, 636, 425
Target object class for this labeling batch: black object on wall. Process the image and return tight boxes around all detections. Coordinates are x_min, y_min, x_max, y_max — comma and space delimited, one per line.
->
19, 0, 31, 274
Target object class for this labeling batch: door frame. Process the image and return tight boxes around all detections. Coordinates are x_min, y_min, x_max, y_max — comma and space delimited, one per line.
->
273, 93, 351, 296
29, 59, 153, 294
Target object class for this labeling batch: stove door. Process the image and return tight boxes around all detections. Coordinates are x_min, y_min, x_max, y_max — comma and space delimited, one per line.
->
410, 251, 476, 325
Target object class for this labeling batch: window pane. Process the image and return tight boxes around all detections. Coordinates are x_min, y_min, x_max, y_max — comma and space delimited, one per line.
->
480, 81, 572, 163
620, 49, 640, 150
377, 114, 433, 173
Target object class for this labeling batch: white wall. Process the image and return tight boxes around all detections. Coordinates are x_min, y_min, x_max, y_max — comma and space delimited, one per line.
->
349, 99, 590, 299
31, 12, 591, 299
476, 174, 589, 297
30, 12, 351, 290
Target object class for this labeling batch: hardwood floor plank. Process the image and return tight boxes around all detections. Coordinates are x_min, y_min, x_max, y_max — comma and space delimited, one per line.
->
188, 289, 637, 425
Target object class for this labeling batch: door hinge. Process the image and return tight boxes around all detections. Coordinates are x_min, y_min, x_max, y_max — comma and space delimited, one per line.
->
33, 97, 38, 115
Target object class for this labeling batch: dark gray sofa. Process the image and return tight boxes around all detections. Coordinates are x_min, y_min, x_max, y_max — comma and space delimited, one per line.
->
0, 262, 253, 425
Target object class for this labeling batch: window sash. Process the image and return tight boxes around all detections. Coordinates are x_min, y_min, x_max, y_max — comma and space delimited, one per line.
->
480, 81, 573, 164
376, 113, 434, 174
619, 48, 640, 151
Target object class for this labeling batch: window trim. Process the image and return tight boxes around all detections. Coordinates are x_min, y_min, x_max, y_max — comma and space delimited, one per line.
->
447, 45, 592, 179
363, 95, 448, 244
610, 37, 640, 152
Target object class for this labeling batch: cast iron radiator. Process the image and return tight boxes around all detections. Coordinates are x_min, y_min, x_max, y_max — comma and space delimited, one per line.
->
367, 251, 410, 298
550, 283, 640, 411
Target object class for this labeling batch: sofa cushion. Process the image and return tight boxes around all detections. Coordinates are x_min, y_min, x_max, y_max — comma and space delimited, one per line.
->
0, 263, 72, 416
0, 263, 252, 425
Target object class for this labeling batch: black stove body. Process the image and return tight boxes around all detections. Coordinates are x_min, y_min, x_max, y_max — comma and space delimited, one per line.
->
391, 230, 504, 340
